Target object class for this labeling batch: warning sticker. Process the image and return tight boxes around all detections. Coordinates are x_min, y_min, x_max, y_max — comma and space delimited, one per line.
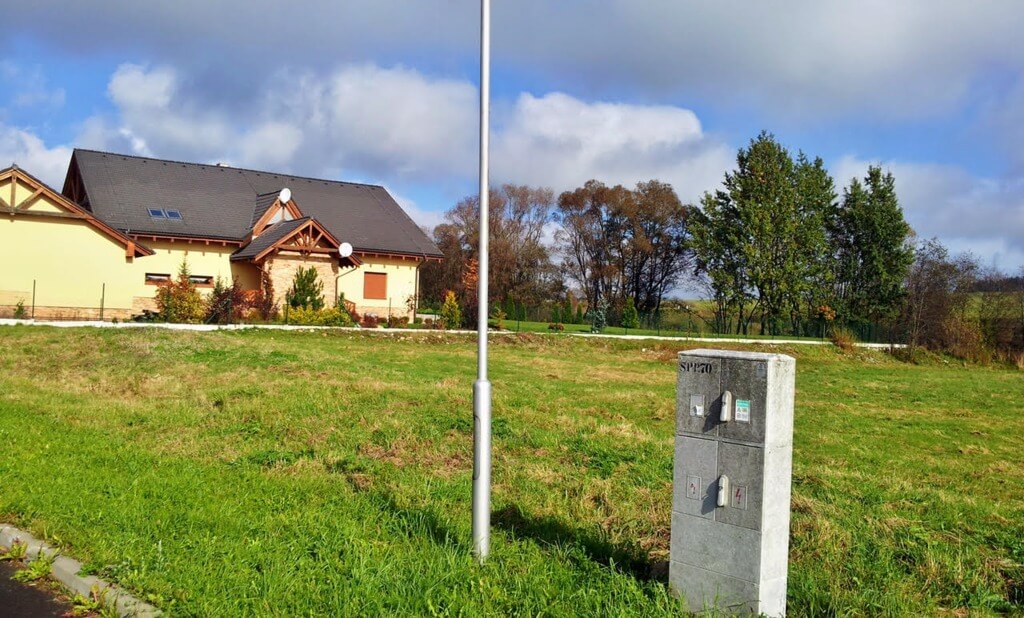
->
735, 399, 751, 423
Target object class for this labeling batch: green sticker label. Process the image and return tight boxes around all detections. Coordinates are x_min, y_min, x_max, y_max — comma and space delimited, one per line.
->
735, 399, 751, 422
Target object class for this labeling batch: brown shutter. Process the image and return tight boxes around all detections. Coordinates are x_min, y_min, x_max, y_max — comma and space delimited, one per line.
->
364, 272, 387, 300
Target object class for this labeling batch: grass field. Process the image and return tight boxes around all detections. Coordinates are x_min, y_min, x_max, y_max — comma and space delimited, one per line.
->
0, 326, 1021, 616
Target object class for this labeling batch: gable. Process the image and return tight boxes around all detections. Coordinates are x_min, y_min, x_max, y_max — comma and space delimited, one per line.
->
0, 166, 153, 257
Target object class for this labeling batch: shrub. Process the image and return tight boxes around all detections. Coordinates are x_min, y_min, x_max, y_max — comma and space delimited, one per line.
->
156, 259, 205, 323
247, 270, 280, 321
361, 314, 380, 328
205, 277, 246, 324
288, 266, 324, 310
285, 306, 354, 327
492, 307, 506, 331
552, 305, 562, 324
13, 300, 26, 319
830, 326, 857, 351
575, 305, 585, 325
622, 297, 640, 329
440, 290, 462, 330
547, 322, 565, 332
590, 304, 607, 333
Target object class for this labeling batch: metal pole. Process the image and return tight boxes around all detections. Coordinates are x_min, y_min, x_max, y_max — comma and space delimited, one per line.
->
31, 280, 36, 319
472, 0, 492, 563
100, 283, 105, 321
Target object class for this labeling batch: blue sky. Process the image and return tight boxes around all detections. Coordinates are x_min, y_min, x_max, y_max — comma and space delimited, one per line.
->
2, 1, 1023, 272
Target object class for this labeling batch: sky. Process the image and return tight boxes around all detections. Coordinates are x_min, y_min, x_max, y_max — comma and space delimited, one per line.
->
1, 1, 1023, 272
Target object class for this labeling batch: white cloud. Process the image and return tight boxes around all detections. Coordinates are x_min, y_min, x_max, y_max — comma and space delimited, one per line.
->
833, 156, 1024, 271
493, 92, 732, 202
87, 63, 731, 205
0, 123, 72, 187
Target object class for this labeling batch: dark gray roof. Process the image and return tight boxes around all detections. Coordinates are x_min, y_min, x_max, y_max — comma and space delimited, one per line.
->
67, 149, 442, 257
231, 218, 308, 261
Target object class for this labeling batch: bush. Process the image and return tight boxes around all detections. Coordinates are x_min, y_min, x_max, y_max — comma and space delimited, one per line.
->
156, 259, 205, 323
205, 277, 246, 324
361, 314, 380, 328
13, 300, 26, 319
285, 306, 354, 327
440, 290, 462, 330
622, 297, 640, 329
830, 326, 857, 351
247, 270, 279, 322
547, 322, 565, 332
288, 266, 324, 310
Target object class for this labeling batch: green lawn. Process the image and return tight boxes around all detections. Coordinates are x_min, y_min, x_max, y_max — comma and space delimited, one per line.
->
0, 327, 1021, 616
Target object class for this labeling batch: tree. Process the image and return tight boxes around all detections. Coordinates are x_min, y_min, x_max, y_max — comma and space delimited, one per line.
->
833, 166, 914, 323
691, 133, 803, 335
901, 238, 979, 357
622, 297, 640, 329
439, 290, 462, 330
420, 185, 559, 311
555, 179, 693, 322
288, 266, 324, 310
155, 258, 205, 323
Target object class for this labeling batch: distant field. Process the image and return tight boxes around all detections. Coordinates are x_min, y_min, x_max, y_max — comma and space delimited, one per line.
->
491, 318, 827, 341
0, 327, 1021, 616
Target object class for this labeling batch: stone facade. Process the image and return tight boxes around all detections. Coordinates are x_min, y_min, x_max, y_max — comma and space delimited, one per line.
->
264, 253, 339, 308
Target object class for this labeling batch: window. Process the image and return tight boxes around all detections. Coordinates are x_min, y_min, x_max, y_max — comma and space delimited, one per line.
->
148, 208, 166, 219
364, 272, 387, 300
189, 275, 214, 287
145, 273, 171, 285
166, 209, 183, 221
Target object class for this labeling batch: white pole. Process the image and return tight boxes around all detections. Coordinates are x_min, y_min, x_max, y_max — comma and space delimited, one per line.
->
472, 0, 492, 562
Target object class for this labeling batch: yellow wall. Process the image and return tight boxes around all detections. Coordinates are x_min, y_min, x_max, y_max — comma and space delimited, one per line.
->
337, 256, 421, 318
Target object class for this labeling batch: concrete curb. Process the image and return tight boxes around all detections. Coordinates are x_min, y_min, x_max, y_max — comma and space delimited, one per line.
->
0, 524, 160, 617
0, 318, 903, 348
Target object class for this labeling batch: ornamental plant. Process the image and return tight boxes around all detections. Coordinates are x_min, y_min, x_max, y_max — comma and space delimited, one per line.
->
288, 266, 325, 310
156, 258, 205, 323
439, 290, 462, 330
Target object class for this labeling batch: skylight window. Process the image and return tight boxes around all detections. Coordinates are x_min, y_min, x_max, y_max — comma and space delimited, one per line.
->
148, 208, 166, 219
166, 209, 183, 221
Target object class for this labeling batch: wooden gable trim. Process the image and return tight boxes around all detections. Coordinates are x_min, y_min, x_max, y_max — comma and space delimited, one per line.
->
250, 218, 362, 267
354, 249, 442, 263
129, 233, 243, 247
0, 165, 154, 257
252, 197, 304, 238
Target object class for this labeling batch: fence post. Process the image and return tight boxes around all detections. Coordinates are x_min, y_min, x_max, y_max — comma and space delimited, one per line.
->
32, 280, 36, 319
100, 283, 106, 321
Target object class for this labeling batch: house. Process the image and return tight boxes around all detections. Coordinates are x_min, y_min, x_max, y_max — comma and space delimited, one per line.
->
0, 149, 442, 320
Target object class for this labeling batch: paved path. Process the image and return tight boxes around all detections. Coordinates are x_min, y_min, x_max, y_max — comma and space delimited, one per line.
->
0, 318, 904, 349
0, 561, 73, 617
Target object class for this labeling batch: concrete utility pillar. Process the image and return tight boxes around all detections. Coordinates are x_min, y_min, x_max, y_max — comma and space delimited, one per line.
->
670, 349, 796, 616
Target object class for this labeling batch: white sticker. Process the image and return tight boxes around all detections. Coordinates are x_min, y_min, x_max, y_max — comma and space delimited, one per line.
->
735, 399, 751, 423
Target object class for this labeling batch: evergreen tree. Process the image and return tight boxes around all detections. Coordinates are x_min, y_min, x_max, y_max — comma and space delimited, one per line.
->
622, 297, 640, 329
504, 297, 516, 322
563, 297, 574, 324
575, 305, 585, 325
552, 304, 562, 324
517, 301, 528, 322
832, 166, 914, 322
440, 290, 462, 329
288, 266, 325, 310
